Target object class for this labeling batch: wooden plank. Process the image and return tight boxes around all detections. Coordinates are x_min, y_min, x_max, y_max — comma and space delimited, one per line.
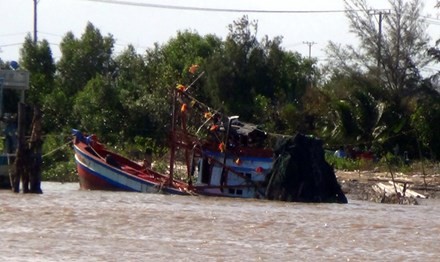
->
372, 182, 426, 199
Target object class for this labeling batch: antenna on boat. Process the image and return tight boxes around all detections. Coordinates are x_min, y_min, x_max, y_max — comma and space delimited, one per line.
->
168, 88, 178, 185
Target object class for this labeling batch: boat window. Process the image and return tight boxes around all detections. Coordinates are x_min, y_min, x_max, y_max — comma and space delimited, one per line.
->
227, 188, 243, 196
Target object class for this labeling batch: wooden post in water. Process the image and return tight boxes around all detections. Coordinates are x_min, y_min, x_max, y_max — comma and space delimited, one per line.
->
13, 103, 27, 193
12, 104, 43, 193
29, 106, 43, 193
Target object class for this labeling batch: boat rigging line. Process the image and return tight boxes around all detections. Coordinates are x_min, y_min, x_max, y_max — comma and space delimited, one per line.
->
41, 140, 72, 158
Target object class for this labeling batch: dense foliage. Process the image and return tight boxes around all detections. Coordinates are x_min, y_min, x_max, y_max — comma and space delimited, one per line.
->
1, 0, 439, 181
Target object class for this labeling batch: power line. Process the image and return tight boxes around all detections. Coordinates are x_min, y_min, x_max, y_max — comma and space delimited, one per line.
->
425, 19, 440, 25
284, 42, 303, 48
39, 31, 64, 38
0, 32, 29, 37
80, 0, 379, 14
421, 15, 440, 21
0, 43, 24, 47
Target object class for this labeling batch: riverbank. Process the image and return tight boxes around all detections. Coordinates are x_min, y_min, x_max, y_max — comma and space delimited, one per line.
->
336, 169, 440, 204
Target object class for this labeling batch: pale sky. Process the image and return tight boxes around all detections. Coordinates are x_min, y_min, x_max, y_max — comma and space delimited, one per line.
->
0, 0, 439, 73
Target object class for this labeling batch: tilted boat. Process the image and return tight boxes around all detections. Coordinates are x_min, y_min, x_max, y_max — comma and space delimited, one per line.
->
73, 69, 347, 203
72, 130, 190, 195
73, 72, 277, 198
72, 104, 274, 198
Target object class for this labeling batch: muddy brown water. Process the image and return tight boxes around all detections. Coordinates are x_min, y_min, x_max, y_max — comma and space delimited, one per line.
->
1, 182, 439, 261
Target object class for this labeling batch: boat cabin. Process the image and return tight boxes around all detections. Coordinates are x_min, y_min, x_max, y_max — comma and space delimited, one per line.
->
0, 69, 29, 188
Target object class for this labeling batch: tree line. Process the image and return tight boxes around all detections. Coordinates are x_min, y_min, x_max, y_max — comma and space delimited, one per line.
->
1, 0, 439, 180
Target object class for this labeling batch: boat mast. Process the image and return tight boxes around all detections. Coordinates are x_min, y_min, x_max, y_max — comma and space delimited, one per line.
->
220, 116, 238, 187
168, 89, 177, 185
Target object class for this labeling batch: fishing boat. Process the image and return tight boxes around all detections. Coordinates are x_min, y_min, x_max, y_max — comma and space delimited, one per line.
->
73, 69, 347, 203
72, 111, 274, 198
0, 69, 28, 189
72, 130, 190, 195
73, 72, 275, 197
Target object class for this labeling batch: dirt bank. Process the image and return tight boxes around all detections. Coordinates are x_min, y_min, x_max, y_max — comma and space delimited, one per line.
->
336, 170, 440, 204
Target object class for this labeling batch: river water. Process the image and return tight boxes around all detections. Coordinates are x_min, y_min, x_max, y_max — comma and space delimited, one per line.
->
1, 182, 439, 262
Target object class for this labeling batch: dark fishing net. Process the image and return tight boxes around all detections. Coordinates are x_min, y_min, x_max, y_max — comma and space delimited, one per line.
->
265, 133, 348, 203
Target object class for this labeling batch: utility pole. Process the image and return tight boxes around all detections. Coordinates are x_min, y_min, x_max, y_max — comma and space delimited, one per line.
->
33, 0, 38, 43
302, 41, 316, 89
370, 10, 390, 82
303, 41, 316, 59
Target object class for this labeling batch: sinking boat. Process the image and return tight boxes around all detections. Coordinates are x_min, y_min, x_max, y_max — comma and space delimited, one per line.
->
73, 130, 190, 195
73, 69, 346, 203
73, 75, 276, 198
72, 112, 274, 198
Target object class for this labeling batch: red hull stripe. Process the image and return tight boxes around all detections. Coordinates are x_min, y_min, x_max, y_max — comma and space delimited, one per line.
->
74, 145, 188, 195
